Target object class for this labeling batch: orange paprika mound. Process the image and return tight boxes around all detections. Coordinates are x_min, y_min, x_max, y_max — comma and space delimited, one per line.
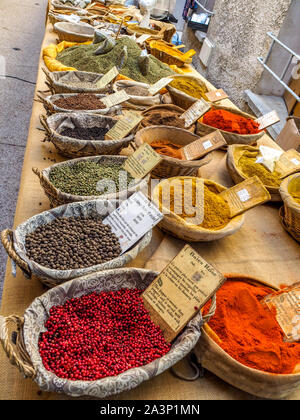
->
204, 280, 300, 374
150, 140, 183, 160
202, 108, 261, 135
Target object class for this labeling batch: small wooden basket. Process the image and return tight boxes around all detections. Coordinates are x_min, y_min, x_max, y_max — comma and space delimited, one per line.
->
147, 41, 193, 68
54, 22, 95, 43
279, 173, 300, 242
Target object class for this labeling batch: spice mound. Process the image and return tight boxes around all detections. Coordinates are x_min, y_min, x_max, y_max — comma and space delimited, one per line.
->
53, 94, 106, 110
60, 126, 110, 140
204, 280, 300, 374
202, 108, 261, 135
25, 217, 121, 270
288, 177, 300, 205
49, 161, 135, 196
160, 179, 231, 230
57, 37, 174, 84
124, 85, 149, 96
142, 110, 186, 130
170, 77, 208, 100
39, 289, 171, 381
238, 150, 281, 187
151, 140, 183, 160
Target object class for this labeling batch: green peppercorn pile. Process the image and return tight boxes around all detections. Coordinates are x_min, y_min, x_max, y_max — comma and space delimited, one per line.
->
25, 217, 121, 270
49, 161, 135, 196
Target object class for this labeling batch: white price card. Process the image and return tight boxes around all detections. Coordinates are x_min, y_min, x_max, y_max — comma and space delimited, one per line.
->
256, 110, 280, 130
101, 90, 130, 108
97, 66, 119, 89
103, 192, 163, 254
180, 99, 211, 128
148, 77, 173, 96
137, 34, 151, 45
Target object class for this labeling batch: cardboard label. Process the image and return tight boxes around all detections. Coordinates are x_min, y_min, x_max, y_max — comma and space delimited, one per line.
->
105, 111, 143, 141
263, 283, 300, 343
219, 176, 271, 218
97, 66, 119, 89
256, 110, 280, 130
123, 143, 162, 179
142, 245, 225, 342
137, 34, 151, 45
103, 192, 163, 254
148, 77, 173, 96
181, 130, 227, 161
205, 89, 229, 103
276, 149, 300, 178
101, 90, 130, 108
180, 99, 211, 128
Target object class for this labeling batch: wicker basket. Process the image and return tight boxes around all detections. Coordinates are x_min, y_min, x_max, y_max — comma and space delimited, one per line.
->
279, 174, 300, 242
42, 69, 113, 95
37, 93, 121, 116
112, 80, 161, 111
51, 1, 80, 11
48, 11, 95, 26
195, 274, 300, 399
152, 177, 245, 242
33, 155, 150, 208
54, 22, 94, 43
196, 104, 264, 145
166, 75, 209, 110
138, 104, 196, 133
0, 267, 215, 398
227, 145, 282, 202
147, 40, 193, 68
126, 24, 164, 40
134, 126, 211, 179
40, 113, 134, 158
0, 201, 152, 287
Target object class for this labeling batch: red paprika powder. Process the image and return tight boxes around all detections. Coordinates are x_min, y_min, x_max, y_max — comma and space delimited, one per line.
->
202, 108, 261, 135
204, 280, 300, 374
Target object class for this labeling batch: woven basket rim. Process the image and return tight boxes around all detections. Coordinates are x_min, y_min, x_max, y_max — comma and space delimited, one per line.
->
279, 173, 300, 211
54, 22, 94, 38
44, 93, 118, 114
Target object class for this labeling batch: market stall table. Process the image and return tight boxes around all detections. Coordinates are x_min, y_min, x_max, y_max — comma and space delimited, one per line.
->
0, 5, 299, 400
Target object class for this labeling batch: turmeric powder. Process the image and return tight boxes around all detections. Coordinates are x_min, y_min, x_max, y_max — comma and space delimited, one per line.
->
238, 150, 281, 187
288, 177, 300, 205
170, 77, 208, 100
149, 41, 195, 62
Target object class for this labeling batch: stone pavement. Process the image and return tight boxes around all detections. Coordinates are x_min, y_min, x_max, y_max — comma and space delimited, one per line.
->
0, 0, 48, 300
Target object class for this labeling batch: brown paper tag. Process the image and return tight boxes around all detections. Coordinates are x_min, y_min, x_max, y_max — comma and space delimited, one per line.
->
263, 283, 300, 343
137, 34, 152, 45
142, 245, 225, 342
275, 149, 300, 178
180, 99, 211, 128
206, 89, 229, 103
255, 110, 280, 130
123, 143, 162, 179
219, 176, 271, 218
97, 66, 119, 89
105, 111, 143, 141
101, 90, 130, 108
148, 76, 173, 96
181, 130, 227, 161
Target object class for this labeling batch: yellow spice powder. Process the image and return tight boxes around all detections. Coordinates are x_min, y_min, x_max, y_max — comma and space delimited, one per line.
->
238, 151, 281, 187
288, 177, 300, 205
170, 78, 208, 100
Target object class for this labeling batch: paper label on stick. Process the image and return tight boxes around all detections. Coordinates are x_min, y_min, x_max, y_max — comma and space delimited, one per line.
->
206, 89, 229, 102
105, 111, 143, 141
148, 77, 173, 96
180, 99, 210, 128
97, 66, 119, 89
142, 245, 225, 343
137, 34, 151, 45
123, 143, 162, 179
263, 283, 300, 343
256, 110, 280, 130
103, 192, 163, 254
181, 130, 227, 161
275, 150, 300, 178
219, 176, 271, 218
101, 90, 130, 108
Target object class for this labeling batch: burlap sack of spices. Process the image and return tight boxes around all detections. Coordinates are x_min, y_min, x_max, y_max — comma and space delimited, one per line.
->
0, 268, 210, 399
40, 113, 134, 158
279, 173, 300, 242
113, 80, 161, 111
0, 201, 152, 288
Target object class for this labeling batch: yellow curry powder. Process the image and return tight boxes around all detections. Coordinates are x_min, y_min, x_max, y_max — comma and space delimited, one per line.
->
149, 41, 196, 62
159, 179, 231, 230
170, 77, 208, 100
288, 177, 300, 205
238, 150, 281, 187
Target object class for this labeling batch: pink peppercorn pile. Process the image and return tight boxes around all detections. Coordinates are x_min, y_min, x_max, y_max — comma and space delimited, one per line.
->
39, 289, 171, 381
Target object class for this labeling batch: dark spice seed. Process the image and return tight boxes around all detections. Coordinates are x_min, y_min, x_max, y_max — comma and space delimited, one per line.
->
60, 126, 110, 141
53, 94, 106, 110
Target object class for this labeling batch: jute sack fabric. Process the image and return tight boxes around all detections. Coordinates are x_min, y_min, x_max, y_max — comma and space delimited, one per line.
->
32, 155, 150, 207
279, 174, 300, 242
42, 69, 113, 94
40, 113, 134, 158
134, 126, 211, 178
0, 200, 152, 288
38, 93, 121, 116
227, 144, 282, 202
0, 268, 214, 399
152, 177, 245, 242
195, 274, 300, 399
113, 80, 161, 111
196, 104, 264, 145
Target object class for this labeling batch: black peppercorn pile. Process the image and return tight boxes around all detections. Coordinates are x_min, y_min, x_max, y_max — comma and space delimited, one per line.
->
25, 217, 121, 270
60, 126, 110, 141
